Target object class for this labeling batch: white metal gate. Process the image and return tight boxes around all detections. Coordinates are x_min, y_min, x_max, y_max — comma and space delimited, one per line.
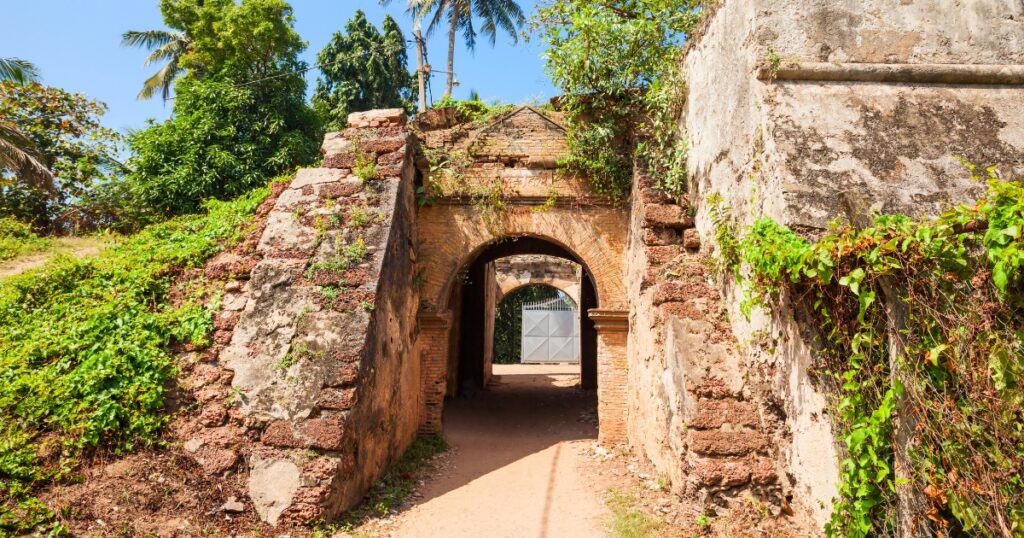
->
521, 296, 580, 364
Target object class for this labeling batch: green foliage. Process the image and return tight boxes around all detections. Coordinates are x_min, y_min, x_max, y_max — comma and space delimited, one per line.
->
313, 11, 416, 130
0, 217, 50, 262
353, 145, 379, 183
535, 0, 706, 199
121, 0, 319, 225
432, 95, 515, 126
722, 178, 1024, 537
0, 82, 123, 232
0, 185, 270, 535
493, 284, 564, 364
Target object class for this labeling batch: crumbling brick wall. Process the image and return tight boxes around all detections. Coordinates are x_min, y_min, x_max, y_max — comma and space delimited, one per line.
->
177, 109, 422, 525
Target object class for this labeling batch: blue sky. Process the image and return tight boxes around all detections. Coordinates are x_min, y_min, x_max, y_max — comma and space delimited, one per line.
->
0, 1, 556, 134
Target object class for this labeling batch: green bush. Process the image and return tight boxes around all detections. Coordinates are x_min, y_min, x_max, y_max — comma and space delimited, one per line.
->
0, 217, 50, 262
0, 184, 270, 535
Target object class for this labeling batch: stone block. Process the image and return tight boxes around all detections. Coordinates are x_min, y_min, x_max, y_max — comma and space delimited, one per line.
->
683, 228, 701, 250
195, 447, 238, 475
643, 227, 682, 246
688, 399, 761, 429
291, 168, 346, 189
643, 203, 695, 229
348, 109, 407, 128
317, 388, 358, 410
323, 152, 356, 169
361, 137, 406, 154
317, 178, 364, 199
689, 430, 768, 457
262, 418, 347, 451
646, 245, 682, 264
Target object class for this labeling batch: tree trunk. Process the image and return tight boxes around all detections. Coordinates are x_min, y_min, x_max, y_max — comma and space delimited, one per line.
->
445, 6, 457, 98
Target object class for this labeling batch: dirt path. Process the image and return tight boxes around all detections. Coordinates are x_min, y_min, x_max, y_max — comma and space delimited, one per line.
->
0, 236, 107, 279
392, 364, 608, 538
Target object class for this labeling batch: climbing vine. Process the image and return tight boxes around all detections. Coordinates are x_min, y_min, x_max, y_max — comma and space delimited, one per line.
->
717, 176, 1024, 537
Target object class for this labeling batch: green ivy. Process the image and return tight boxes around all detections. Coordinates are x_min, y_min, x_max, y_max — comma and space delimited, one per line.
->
719, 178, 1024, 537
0, 183, 271, 535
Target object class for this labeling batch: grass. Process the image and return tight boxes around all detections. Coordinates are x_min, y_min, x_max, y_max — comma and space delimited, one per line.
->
318, 434, 448, 535
0, 184, 272, 536
0, 217, 51, 262
607, 489, 666, 538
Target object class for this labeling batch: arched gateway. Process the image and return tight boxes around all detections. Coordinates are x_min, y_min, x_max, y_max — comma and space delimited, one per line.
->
412, 106, 630, 443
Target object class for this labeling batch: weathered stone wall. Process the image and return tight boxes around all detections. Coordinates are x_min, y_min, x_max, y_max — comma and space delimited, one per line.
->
624, 171, 783, 507
644, 0, 1024, 530
185, 109, 422, 525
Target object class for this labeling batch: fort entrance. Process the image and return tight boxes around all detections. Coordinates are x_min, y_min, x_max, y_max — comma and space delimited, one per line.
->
412, 106, 630, 443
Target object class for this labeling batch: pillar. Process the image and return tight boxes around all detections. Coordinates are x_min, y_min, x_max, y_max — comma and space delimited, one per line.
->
589, 309, 629, 444
418, 310, 452, 434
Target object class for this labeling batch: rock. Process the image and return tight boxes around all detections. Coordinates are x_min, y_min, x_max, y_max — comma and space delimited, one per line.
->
348, 109, 407, 128
688, 430, 769, 457
196, 447, 239, 475
184, 438, 204, 453
248, 458, 301, 525
683, 228, 701, 250
221, 497, 245, 513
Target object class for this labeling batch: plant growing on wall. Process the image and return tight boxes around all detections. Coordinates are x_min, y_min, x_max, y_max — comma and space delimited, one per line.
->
715, 175, 1024, 537
534, 0, 707, 200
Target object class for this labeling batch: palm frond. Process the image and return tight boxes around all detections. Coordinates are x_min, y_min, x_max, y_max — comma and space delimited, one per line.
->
120, 30, 180, 50
0, 57, 40, 84
0, 122, 54, 190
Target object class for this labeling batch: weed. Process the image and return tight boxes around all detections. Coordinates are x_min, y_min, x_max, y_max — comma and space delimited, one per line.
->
607, 489, 664, 538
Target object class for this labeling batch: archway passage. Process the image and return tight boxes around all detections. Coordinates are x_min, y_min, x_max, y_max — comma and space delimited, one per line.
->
413, 105, 630, 444
449, 237, 599, 397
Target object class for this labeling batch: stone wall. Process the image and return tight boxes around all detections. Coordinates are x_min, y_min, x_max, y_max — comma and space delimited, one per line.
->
633, 0, 1024, 529
624, 171, 784, 507
184, 109, 422, 525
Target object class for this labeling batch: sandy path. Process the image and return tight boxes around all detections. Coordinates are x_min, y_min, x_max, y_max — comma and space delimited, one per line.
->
393, 364, 608, 538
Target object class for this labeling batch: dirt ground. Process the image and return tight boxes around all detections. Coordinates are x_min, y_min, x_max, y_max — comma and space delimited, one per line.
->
0, 236, 108, 279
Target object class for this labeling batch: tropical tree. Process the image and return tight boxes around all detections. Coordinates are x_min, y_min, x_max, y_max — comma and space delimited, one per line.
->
313, 11, 416, 130
397, 0, 525, 97
0, 57, 39, 84
0, 57, 51, 185
120, 30, 191, 101
122, 0, 320, 223
0, 82, 122, 231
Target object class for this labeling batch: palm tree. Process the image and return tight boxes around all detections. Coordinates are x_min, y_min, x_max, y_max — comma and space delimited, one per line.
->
403, 0, 525, 98
0, 57, 40, 84
0, 57, 52, 183
121, 30, 191, 101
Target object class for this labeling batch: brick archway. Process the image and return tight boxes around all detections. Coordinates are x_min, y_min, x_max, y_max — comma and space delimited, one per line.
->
412, 106, 630, 443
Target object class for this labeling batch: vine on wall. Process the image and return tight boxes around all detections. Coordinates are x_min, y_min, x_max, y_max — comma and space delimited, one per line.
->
717, 177, 1024, 537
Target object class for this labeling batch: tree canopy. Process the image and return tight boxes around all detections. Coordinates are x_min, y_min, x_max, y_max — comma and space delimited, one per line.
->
313, 10, 416, 131
0, 82, 121, 232
122, 0, 320, 223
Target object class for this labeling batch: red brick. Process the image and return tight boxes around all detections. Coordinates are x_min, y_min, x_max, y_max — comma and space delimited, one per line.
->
643, 203, 695, 229
689, 430, 768, 457
317, 388, 358, 410
688, 399, 760, 429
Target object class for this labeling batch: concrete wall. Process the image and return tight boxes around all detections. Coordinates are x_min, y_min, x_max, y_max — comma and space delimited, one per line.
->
658, 0, 1024, 530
